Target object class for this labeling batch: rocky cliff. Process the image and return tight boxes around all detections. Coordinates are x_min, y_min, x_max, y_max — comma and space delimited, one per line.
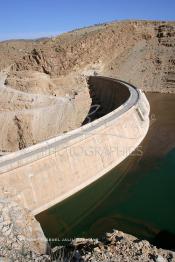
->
1, 20, 175, 94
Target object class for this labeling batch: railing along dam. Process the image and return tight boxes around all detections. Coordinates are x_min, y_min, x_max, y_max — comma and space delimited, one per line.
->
0, 76, 150, 215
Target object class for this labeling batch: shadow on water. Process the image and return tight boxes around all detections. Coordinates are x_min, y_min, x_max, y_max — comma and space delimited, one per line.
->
37, 147, 175, 249
36, 93, 175, 250
154, 230, 175, 251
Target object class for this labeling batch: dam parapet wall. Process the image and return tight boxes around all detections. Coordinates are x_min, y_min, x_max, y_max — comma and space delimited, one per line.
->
0, 76, 150, 215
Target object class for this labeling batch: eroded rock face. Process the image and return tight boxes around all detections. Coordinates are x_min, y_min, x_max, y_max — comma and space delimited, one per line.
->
0, 70, 91, 153
3, 20, 175, 94
0, 197, 49, 261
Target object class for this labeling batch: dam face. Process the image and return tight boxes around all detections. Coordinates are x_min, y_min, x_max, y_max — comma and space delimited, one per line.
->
0, 76, 150, 215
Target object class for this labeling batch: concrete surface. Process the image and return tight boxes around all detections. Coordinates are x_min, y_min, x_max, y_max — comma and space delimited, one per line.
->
0, 76, 150, 215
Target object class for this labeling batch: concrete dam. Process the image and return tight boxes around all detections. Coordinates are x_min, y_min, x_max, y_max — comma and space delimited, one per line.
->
0, 76, 150, 215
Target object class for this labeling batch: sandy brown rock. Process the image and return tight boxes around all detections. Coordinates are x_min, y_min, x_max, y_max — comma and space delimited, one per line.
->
0, 20, 174, 152
3, 20, 175, 94
0, 70, 90, 153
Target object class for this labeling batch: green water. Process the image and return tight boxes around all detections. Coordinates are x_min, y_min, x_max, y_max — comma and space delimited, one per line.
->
37, 93, 175, 249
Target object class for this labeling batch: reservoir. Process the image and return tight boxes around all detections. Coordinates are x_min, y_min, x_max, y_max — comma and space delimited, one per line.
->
37, 92, 175, 250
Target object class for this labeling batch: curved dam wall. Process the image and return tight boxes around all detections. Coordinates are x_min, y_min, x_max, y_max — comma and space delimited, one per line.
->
83, 76, 130, 123
0, 76, 150, 215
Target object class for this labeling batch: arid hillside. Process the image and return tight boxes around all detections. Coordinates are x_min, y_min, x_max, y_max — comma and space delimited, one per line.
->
0, 20, 175, 152
3, 20, 175, 93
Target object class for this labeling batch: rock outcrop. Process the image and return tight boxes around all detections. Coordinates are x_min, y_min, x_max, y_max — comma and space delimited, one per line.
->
2, 20, 175, 94
58, 231, 175, 262
0, 197, 48, 261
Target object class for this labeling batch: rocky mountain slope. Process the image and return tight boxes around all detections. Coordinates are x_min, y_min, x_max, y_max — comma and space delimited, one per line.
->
3, 20, 175, 94
0, 20, 174, 152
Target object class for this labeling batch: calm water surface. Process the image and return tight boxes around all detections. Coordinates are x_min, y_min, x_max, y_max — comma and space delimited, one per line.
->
37, 93, 175, 249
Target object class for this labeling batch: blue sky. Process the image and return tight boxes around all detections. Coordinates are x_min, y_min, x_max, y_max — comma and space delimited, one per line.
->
0, 0, 174, 41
